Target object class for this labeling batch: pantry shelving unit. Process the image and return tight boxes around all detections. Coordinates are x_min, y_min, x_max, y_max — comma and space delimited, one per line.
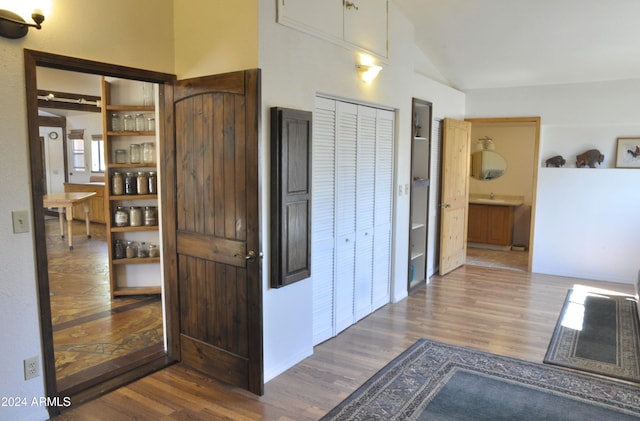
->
101, 77, 161, 297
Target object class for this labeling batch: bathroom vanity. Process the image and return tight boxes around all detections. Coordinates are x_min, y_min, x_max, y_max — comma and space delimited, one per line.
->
467, 194, 524, 248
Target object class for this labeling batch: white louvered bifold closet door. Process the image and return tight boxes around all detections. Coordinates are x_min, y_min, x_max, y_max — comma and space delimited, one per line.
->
354, 106, 376, 321
334, 101, 358, 334
312, 97, 394, 345
312, 97, 337, 345
372, 109, 394, 310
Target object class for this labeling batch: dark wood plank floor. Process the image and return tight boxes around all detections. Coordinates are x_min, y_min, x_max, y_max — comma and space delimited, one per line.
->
52, 265, 635, 420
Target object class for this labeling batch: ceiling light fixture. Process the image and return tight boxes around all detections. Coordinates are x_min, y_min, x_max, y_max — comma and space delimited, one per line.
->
0, 8, 44, 39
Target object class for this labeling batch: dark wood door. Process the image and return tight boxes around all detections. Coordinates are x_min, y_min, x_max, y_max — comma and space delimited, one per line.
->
167, 69, 263, 395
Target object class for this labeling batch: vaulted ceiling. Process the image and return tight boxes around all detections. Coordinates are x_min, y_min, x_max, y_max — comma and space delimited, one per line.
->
395, 0, 640, 91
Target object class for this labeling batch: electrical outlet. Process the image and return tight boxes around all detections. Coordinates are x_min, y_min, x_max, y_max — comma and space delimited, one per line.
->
12, 210, 30, 234
24, 356, 39, 380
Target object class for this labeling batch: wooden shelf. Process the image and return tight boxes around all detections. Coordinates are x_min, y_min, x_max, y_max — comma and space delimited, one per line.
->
106, 105, 154, 112
110, 194, 158, 201
107, 131, 155, 136
408, 99, 433, 291
112, 257, 161, 265
108, 163, 156, 170
102, 76, 161, 298
113, 286, 161, 296
111, 225, 159, 233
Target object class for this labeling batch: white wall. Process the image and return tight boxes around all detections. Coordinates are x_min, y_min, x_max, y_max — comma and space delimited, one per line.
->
466, 79, 640, 283
0, 1, 174, 420
258, 0, 465, 381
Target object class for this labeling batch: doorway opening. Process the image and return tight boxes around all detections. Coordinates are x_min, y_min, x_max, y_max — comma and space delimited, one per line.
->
25, 50, 176, 416
464, 117, 541, 272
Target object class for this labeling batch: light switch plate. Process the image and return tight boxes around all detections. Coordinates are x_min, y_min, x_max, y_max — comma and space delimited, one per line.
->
12, 210, 30, 234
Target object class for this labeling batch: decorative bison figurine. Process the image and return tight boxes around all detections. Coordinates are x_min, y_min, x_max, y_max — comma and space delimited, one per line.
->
576, 149, 604, 168
545, 155, 566, 167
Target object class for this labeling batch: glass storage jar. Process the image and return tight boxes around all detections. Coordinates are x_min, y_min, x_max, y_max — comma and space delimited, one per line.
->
129, 206, 143, 226
137, 242, 148, 258
130, 144, 141, 164
135, 113, 145, 131
114, 206, 129, 227
124, 172, 137, 195
136, 172, 148, 195
148, 243, 159, 258
125, 241, 138, 259
111, 171, 124, 195
114, 239, 126, 259
147, 117, 155, 132
147, 171, 157, 194
115, 149, 127, 164
111, 113, 122, 132
142, 142, 155, 164
144, 206, 157, 226
122, 114, 134, 131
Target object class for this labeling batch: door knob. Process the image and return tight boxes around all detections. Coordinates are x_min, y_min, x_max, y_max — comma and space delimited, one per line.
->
441, 203, 451, 208
245, 250, 257, 262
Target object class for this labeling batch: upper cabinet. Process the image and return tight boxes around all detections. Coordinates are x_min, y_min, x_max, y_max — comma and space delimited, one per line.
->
277, 0, 389, 58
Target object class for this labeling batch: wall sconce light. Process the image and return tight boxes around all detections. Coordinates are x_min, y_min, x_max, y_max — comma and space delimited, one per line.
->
357, 63, 382, 83
0, 8, 45, 39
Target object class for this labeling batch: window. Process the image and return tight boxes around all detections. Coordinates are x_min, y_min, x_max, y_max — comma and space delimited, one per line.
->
68, 129, 86, 173
91, 135, 105, 172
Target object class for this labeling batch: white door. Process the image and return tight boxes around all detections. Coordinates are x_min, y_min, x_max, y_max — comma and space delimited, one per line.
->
312, 97, 394, 344
354, 106, 376, 321
372, 109, 394, 309
312, 97, 337, 344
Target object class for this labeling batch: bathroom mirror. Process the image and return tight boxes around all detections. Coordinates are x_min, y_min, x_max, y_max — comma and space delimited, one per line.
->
470, 150, 507, 180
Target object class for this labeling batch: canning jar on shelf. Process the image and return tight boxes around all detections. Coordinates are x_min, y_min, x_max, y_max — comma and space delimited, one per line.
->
129, 206, 143, 227
122, 114, 134, 131
136, 172, 148, 195
130, 144, 141, 164
135, 113, 145, 132
124, 172, 137, 195
114, 206, 129, 227
142, 142, 155, 164
147, 171, 157, 194
125, 241, 138, 259
111, 171, 124, 195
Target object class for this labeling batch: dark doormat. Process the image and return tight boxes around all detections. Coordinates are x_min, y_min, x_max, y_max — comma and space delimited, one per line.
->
321, 339, 640, 420
544, 288, 640, 383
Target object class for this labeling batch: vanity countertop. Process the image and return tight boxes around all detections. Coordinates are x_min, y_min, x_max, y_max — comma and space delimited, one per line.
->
469, 194, 524, 207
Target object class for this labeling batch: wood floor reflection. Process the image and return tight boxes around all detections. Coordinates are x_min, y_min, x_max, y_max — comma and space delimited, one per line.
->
45, 217, 164, 393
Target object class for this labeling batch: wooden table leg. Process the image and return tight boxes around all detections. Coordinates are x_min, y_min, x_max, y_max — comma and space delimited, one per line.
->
65, 205, 74, 249
84, 203, 91, 238
58, 209, 65, 238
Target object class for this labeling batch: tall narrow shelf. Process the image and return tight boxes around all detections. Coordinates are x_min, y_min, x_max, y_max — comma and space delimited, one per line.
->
408, 98, 433, 291
101, 77, 161, 297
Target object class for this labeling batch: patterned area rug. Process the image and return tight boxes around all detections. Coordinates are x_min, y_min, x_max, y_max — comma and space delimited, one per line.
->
544, 289, 640, 383
321, 339, 640, 420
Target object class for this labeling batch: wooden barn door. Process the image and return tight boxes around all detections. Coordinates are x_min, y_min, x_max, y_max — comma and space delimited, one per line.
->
166, 69, 263, 394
